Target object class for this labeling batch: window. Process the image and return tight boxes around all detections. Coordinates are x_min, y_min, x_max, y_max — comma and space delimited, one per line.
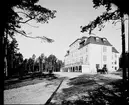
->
103, 46, 107, 52
96, 37, 99, 42
115, 61, 117, 64
76, 66, 78, 72
103, 55, 107, 62
73, 67, 75, 72
80, 57, 83, 63
102, 38, 106, 43
85, 55, 88, 63
80, 40, 85, 46
79, 66, 82, 72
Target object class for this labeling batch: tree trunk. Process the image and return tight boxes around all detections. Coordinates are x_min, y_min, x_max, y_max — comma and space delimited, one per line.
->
29, 64, 31, 72
33, 62, 34, 73
41, 62, 43, 72
121, 13, 126, 83
11, 54, 14, 70
39, 61, 40, 72
127, 15, 129, 83
5, 32, 8, 77
1, 35, 5, 77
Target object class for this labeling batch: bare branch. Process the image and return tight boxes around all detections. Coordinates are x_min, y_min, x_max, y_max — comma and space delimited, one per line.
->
17, 11, 40, 28
35, 36, 54, 43
11, 28, 54, 43
112, 17, 128, 26
26, 23, 39, 28
17, 11, 30, 18
17, 12, 41, 24
112, 20, 121, 26
81, 10, 120, 33
18, 18, 34, 23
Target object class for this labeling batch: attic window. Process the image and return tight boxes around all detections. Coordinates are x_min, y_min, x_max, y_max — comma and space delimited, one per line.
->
67, 50, 69, 54
80, 40, 85, 45
85, 38, 87, 42
96, 37, 99, 42
102, 38, 106, 43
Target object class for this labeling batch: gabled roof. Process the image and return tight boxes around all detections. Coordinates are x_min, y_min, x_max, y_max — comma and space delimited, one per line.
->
78, 36, 112, 49
69, 39, 80, 47
69, 36, 88, 47
87, 36, 112, 46
112, 47, 119, 53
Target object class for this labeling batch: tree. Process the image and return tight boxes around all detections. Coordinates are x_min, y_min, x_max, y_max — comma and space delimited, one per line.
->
32, 54, 36, 72
27, 57, 34, 73
119, 52, 129, 79
23, 59, 28, 75
44, 56, 49, 72
38, 53, 45, 73
6, 38, 19, 77
14, 52, 24, 79
56, 60, 64, 72
34, 59, 39, 72
3, 0, 56, 77
4, 0, 56, 41
47, 54, 57, 72
81, 0, 128, 83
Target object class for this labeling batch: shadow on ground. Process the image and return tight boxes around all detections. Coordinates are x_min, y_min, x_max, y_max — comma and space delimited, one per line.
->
4, 72, 60, 90
51, 74, 129, 105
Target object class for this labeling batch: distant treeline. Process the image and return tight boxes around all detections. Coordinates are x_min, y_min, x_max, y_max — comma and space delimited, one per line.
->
4, 38, 64, 79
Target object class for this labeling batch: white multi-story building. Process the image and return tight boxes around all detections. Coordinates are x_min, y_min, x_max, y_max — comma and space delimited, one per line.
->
62, 35, 119, 73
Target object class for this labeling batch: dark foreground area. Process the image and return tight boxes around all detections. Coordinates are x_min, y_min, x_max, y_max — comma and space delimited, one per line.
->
4, 72, 59, 90
51, 73, 129, 105
4, 72, 129, 105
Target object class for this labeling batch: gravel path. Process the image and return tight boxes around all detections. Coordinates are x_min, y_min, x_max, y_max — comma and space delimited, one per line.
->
54, 72, 122, 79
4, 80, 60, 104
4, 72, 122, 104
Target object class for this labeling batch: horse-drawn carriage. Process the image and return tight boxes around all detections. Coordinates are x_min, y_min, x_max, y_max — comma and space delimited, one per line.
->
96, 65, 108, 74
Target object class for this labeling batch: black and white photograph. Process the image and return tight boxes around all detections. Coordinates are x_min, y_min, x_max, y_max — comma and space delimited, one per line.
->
3, 0, 129, 104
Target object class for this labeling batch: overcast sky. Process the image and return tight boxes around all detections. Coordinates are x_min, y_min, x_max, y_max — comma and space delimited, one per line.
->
15, 0, 128, 61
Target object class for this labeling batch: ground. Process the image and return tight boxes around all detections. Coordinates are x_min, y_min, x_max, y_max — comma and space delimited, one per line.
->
4, 71, 123, 104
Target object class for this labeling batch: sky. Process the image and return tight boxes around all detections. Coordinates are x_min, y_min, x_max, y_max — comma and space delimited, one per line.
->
15, 0, 128, 61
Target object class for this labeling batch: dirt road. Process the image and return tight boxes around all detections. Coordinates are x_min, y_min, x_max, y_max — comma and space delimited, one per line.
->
4, 72, 122, 104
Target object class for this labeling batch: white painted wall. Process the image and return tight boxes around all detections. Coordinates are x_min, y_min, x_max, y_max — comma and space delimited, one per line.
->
88, 44, 113, 73
82, 65, 90, 73
103, 45, 112, 72
64, 39, 119, 74
88, 44, 102, 73
112, 52, 119, 71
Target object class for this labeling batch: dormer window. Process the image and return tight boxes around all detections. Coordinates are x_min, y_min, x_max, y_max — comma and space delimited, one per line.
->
85, 38, 87, 42
102, 38, 106, 43
96, 37, 99, 42
67, 50, 69, 54
80, 40, 85, 46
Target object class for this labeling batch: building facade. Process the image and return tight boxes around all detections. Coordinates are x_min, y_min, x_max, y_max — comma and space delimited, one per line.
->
62, 36, 119, 73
